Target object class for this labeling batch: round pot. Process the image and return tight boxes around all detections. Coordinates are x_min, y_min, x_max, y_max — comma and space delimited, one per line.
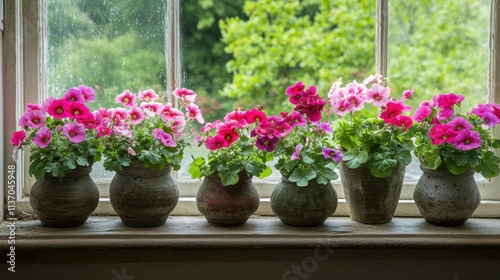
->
196, 172, 260, 226
30, 164, 99, 228
270, 176, 337, 226
109, 162, 179, 227
339, 161, 405, 224
414, 165, 480, 226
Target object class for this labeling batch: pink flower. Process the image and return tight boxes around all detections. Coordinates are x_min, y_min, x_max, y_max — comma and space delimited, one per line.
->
217, 125, 239, 146
205, 134, 229, 150
295, 92, 326, 121
10, 130, 26, 146
332, 99, 352, 116
380, 101, 404, 122
313, 121, 333, 133
429, 124, 457, 145
387, 115, 413, 131
116, 90, 137, 107
62, 122, 86, 143
255, 135, 278, 152
127, 147, 136, 156
114, 125, 132, 137
448, 117, 472, 132
32, 127, 52, 148
111, 108, 128, 122
438, 107, 454, 120
344, 93, 364, 112
24, 109, 46, 129
401, 89, 414, 101
63, 87, 85, 103
362, 74, 383, 85
322, 148, 343, 163
451, 129, 482, 151
286, 81, 305, 105
481, 112, 499, 127
291, 144, 302, 160
78, 85, 95, 102
245, 108, 267, 124
64, 102, 92, 120
160, 104, 184, 122
186, 103, 204, 124
172, 88, 197, 103
41, 97, 57, 113
152, 128, 177, 147
365, 84, 390, 107
47, 99, 68, 119
413, 102, 433, 122
433, 93, 465, 109
172, 115, 187, 132
138, 89, 159, 102
224, 109, 247, 127
284, 111, 307, 127
26, 103, 42, 111
96, 126, 112, 138
127, 107, 145, 125
140, 101, 163, 118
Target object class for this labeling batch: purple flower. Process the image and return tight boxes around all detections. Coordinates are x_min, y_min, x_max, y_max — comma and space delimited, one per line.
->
451, 129, 482, 151
322, 148, 343, 163
62, 122, 86, 143
481, 112, 499, 127
153, 128, 177, 147
255, 136, 278, 152
314, 121, 332, 133
448, 116, 472, 132
285, 111, 307, 127
291, 144, 302, 161
32, 127, 52, 148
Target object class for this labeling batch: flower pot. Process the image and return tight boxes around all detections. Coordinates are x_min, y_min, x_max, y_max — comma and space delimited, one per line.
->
109, 162, 179, 227
270, 176, 337, 226
196, 172, 260, 226
414, 165, 480, 226
29, 164, 99, 228
339, 161, 405, 224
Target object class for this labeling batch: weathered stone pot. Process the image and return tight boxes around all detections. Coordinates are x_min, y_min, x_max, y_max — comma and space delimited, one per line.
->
30, 164, 99, 228
414, 165, 480, 226
270, 176, 337, 226
109, 162, 179, 227
196, 171, 259, 226
339, 161, 405, 224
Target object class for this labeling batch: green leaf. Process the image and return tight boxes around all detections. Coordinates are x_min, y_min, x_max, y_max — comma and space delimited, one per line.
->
243, 162, 263, 177
288, 167, 316, 187
188, 157, 205, 179
319, 167, 338, 181
302, 155, 314, 164
369, 155, 398, 178
258, 165, 273, 179
475, 151, 500, 179
444, 158, 469, 175
342, 149, 368, 169
421, 148, 442, 170
219, 171, 240, 186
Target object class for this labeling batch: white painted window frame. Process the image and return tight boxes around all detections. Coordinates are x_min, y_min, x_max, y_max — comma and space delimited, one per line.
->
3, 0, 500, 218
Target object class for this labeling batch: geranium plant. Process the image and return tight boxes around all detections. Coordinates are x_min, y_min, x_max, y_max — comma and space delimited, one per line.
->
328, 75, 415, 178
10, 85, 103, 180
410, 93, 500, 178
189, 107, 274, 186
251, 81, 343, 187
101, 88, 204, 172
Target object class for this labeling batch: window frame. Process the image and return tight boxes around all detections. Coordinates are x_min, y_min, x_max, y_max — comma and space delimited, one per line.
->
3, 0, 500, 218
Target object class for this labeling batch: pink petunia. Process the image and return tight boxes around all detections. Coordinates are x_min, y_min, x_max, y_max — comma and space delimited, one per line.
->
62, 122, 86, 143
245, 108, 267, 124
255, 135, 278, 152
127, 147, 136, 156
388, 115, 413, 131
63, 87, 86, 103
78, 85, 95, 102
362, 74, 383, 85
224, 109, 247, 126
172, 88, 197, 103
127, 107, 145, 125
47, 99, 68, 119
96, 126, 112, 138
380, 101, 404, 122
64, 102, 92, 120
32, 127, 52, 148
116, 90, 137, 107
365, 84, 390, 107
205, 134, 229, 151
24, 109, 46, 129
313, 121, 333, 133
26, 103, 42, 111
344, 93, 364, 112
481, 112, 499, 127
448, 117, 472, 132
140, 101, 163, 118
41, 97, 57, 113
429, 124, 457, 145
186, 103, 204, 124
160, 103, 184, 122
413, 102, 433, 122
438, 107, 454, 120
284, 111, 307, 127
217, 125, 239, 146
433, 93, 465, 109
332, 99, 352, 116
291, 144, 302, 161
286, 81, 305, 105
138, 89, 159, 102
401, 89, 414, 101
322, 147, 343, 163
452, 129, 482, 151
152, 128, 177, 147
10, 130, 26, 146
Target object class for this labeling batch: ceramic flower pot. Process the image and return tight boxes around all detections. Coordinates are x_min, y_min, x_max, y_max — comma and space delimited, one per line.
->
414, 165, 480, 226
109, 162, 179, 227
196, 171, 260, 226
270, 175, 337, 226
30, 163, 99, 228
339, 161, 405, 224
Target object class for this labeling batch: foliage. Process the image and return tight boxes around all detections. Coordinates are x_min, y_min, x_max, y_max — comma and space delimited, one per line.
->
10, 86, 103, 180
328, 75, 414, 178
409, 94, 500, 178
252, 81, 343, 186
101, 88, 204, 172
189, 107, 273, 186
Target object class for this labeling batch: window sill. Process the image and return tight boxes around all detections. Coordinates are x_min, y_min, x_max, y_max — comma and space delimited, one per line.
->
3, 216, 500, 252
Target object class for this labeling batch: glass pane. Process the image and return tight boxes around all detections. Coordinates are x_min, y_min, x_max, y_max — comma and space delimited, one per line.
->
178, 0, 376, 180
46, 0, 167, 182
388, 0, 491, 182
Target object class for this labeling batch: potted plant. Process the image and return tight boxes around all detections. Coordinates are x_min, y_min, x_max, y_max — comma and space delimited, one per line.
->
10, 85, 102, 227
328, 74, 414, 224
252, 81, 343, 226
101, 88, 204, 227
189, 106, 273, 226
410, 93, 500, 226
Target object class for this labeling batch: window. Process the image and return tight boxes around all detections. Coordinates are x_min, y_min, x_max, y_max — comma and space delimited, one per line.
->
3, 0, 500, 218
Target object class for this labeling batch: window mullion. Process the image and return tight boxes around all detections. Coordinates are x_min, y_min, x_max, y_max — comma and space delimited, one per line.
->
376, 0, 388, 77
489, 0, 500, 199
166, 0, 181, 105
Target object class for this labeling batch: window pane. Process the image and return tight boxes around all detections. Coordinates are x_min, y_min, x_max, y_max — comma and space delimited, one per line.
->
46, 0, 168, 182
178, 0, 376, 181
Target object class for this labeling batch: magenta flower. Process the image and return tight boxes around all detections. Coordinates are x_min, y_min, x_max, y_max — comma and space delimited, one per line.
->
365, 84, 390, 107
362, 74, 383, 85
40, 97, 57, 113
314, 121, 333, 133
138, 89, 159, 102
160, 104, 184, 122
32, 127, 52, 148
10, 130, 26, 146
24, 109, 46, 129
452, 129, 482, 151
63, 87, 86, 103
286, 81, 305, 105
401, 89, 414, 101
78, 85, 95, 102
140, 101, 163, 118
26, 103, 42, 111
481, 112, 499, 127
448, 117, 472, 132
380, 101, 404, 122
433, 93, 465, 109
173, 88, 197, 103
205, 134, 229, 151
413, 102, 433, 122
116, 90, 137, 107
429, 124, 457, 145
64, 102, 92, 120
127, 106, 145, 125
322, 148, 343, 163
96, 126, 112, 138
186, 103, 204, 124
332, 99, 352, 116
47, 99, 68, 119
255, 135, 278, 152
437, 107, 454, 120
127, 147, 136, 156
284, 111, 307, 127
291, 144, 303, 161
344, 93, 364, 112
62, 122, 86, 143
245, 108, 267, 124
153, 128, 177, 147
